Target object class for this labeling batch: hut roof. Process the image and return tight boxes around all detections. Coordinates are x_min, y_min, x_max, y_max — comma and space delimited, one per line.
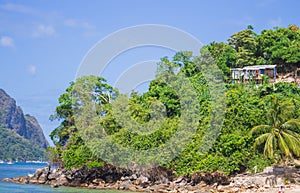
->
242, 65, 276, 70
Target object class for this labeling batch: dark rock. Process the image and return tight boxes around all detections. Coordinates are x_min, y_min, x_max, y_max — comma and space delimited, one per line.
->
140, 166, 174, 184
29, 179, 38, 184
30, 164, 50, 184
92, 178, 105, 185
2, 178, 13, 182
19, 177, 29, 184
177, 180, 187, 187
135, 175, 149, 185
7, 164, 300, 193
51, 184, 59, 188
55, 174, 69, 186
130, 174, 137, 180
174, 176, 184, 183
48, 173, 57, 180
118, 180, 132, 190
32, 168, 43, 180
38, 178, 47, 184
190, 171, 229, 186
24, 114, 49, 148
120, 176, 130, 181
95, 163, 132, 183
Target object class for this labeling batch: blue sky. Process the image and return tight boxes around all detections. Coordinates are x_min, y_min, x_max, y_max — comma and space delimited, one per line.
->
0, 0, 299, 145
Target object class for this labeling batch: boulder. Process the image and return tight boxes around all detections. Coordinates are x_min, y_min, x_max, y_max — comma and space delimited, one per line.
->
135, 175, 149, 185
118, 180, 133, 190
32, 168, 43, 180
55, 174, 69, 186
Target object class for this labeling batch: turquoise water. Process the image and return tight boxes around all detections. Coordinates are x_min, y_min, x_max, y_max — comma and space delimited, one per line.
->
0, 162, 132, 193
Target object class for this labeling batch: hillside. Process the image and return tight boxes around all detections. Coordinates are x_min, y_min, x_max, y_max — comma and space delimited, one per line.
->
47, 25, 300, 176
0, 126, 47, 161
0, 88, 49, 161
0, 89, 49, 148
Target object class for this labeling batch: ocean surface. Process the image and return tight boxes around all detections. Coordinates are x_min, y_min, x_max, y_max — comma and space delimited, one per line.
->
0, 162, 132, 193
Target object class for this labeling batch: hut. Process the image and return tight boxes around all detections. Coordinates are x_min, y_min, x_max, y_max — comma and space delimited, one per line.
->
230, 65, 276, 83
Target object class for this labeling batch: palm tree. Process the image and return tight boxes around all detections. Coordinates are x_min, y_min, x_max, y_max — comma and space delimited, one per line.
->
250, 95, 300, 162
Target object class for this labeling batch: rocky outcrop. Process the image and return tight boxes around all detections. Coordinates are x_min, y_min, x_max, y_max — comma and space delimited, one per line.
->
218, 166, 300, 193
24, 114, 49, 148
0, 89, 49, 148
2, 164, 227, 192
276, 70, 300, 85
3, 165, 300, 193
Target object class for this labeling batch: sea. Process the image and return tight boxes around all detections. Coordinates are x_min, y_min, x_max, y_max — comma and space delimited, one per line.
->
0, 162, 132, 193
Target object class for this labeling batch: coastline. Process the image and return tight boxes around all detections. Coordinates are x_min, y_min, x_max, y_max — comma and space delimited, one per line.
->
3, 164, 300, 193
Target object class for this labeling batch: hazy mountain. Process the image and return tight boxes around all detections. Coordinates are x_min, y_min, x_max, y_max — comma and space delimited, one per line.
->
0, 126, 47, 161
0, 88, 49, 150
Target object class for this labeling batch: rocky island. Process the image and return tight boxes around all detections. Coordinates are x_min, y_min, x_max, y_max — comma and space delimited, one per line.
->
3, 25, 300, 193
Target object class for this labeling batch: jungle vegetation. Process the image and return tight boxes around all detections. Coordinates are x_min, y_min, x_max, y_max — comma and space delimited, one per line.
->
48, 25, 300, 176
0, 126, 47, 161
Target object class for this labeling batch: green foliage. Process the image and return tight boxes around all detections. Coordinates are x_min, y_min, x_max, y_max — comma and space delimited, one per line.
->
49, 76, 116, 169
207, 25, 300, 78
61, 135, 104, 170
50, 76, 300, 176
49, 143, 104, 170
223, 84, 265, 134
258, 25, 300, 71
228, 27, 257, 67
46, 146, 61, 166
169, 82, 300, 175
246, 154, 272, 173
0, 126, 47, 161
49, 25, 300, 176
250, 94, 300, 161
86, 160, 104, 169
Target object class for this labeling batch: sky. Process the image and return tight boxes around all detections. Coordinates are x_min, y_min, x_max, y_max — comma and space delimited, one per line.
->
0, 0, 299, 145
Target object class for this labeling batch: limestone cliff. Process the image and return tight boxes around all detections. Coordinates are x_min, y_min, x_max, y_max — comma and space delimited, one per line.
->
0, 88, 49, 149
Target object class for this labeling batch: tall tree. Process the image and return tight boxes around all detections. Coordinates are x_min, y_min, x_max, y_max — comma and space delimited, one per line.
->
50, 76, 115, 146
206, 42, 236, 78
48, 76, 116, 168
257, 25, 300, 73
250, 94, 300, 162
228, 25, 257, 67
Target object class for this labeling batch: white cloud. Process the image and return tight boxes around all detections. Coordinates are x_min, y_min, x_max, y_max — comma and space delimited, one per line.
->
0, 36, 14, 47
64, 19, 93, 29
0, 3, 32, 13
32, 25, 55, 37
28, 65, 37, 75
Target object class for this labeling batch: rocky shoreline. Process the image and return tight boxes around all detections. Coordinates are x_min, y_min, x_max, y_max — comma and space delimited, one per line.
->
3, 164, 300, 192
